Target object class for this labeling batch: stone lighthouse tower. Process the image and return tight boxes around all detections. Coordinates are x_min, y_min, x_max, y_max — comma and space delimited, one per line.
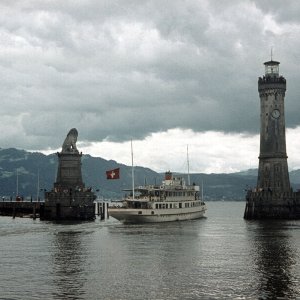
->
244, 59, 300, 219
257, 60, 290, 192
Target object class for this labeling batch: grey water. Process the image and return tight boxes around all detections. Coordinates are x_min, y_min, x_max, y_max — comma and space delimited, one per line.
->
0, 202, 299, 300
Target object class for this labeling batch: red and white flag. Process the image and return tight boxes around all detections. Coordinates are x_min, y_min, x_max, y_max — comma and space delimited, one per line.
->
106, 168, 120, 180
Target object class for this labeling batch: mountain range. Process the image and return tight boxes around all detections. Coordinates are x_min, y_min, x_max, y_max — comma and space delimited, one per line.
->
1, 148, 300, 201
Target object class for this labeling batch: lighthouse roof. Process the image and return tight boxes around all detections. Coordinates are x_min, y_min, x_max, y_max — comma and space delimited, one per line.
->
264, 60, 280, 66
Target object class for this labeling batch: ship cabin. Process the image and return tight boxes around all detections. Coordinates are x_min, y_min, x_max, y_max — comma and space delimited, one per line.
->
123, 171, 202, 210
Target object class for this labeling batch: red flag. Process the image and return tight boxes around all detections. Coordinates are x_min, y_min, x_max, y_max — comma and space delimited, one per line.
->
106, 168, 120, 180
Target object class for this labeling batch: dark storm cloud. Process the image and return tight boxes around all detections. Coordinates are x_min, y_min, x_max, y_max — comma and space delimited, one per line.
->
0, 0, 300, 150
253, 0, 300, 23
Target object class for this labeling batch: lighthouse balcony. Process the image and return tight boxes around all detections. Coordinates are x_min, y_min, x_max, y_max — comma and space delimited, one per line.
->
258, 76, 286, 90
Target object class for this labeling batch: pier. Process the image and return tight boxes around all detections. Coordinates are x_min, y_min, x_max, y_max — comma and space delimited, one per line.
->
0, 200, 109, 220
0, 200, 42, 219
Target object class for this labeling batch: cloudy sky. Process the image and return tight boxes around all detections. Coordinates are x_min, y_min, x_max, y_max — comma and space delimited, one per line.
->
1, 0, 300, 173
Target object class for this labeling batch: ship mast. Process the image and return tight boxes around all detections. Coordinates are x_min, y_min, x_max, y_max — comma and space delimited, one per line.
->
187, 145, 190, 185
16, 168, 19, 197
131, 140, 135, 200
36, 168, 40, 201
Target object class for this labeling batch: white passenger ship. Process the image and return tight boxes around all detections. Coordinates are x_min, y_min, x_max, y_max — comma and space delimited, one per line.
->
108, 171, 207, 223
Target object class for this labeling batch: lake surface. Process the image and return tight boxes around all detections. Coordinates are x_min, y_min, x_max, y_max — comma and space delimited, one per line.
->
0, 201, 299, 299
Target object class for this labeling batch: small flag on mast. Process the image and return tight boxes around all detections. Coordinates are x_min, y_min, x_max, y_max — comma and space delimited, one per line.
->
106, 168, 120, 180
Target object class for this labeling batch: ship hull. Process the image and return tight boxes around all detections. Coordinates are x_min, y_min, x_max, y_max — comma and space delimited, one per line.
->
108, 206, 206, 224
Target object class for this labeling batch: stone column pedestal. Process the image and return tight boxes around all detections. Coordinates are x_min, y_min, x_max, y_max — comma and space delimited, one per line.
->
42, 129, 96, 221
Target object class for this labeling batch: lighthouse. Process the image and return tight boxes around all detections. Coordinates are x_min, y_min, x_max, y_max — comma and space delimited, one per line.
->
256, 60, 290, 192
244, 59, 300, 219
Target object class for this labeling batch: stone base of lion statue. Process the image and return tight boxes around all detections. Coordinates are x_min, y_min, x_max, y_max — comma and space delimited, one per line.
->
41, 129, 96, 221
56, 152, 83, 187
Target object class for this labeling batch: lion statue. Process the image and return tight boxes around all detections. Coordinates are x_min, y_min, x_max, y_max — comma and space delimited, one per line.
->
62, 128, 79, 153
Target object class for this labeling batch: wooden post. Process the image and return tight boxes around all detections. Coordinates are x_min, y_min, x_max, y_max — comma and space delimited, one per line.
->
97, 202, 100, 216
100, 202, 105, 220
32, 203, 36, 220
39, 203, 45, 220
12, 202, 16, 219
106, 202, 109, 219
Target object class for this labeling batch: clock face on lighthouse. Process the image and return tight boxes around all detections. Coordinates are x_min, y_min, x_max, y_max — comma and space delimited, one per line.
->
272, 109, 280, 119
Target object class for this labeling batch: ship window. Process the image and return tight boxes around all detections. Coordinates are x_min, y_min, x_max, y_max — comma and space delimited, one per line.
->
170, 203, 172, 208
155, 204, 158, 209
166, 204, 168, 209
138, 211, 142, 215
151, 211, 154, 215
179, 203, 182, 208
